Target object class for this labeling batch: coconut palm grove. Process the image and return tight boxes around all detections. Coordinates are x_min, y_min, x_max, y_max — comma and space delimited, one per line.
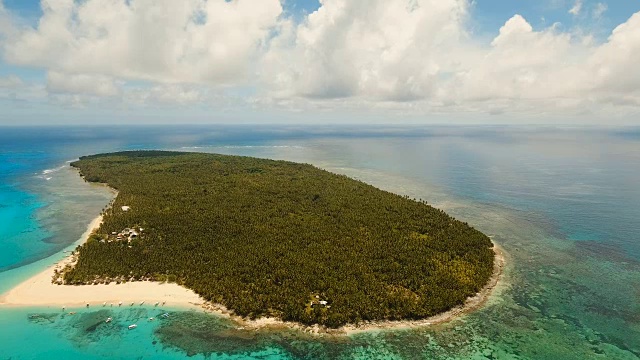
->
61, 151, 495, 328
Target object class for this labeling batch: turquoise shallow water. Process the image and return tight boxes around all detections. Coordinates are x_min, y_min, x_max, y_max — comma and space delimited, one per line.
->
0, 126, 639, 359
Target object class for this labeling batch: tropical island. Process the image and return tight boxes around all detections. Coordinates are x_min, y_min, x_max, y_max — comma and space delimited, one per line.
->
54, 151, 496, 329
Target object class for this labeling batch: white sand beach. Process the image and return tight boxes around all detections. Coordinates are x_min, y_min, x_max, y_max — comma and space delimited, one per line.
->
0, 215, 203, 310
224, 243, 507, 335
0, 213, 505, 336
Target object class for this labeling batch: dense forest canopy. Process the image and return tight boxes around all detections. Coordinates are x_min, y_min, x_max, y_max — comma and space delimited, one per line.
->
66, 151, 494, 328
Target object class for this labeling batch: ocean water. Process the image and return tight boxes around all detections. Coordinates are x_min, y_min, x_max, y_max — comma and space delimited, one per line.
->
0, 125, 639, 359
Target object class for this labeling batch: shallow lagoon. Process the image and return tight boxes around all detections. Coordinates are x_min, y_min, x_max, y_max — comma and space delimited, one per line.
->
1, 126, 639, 359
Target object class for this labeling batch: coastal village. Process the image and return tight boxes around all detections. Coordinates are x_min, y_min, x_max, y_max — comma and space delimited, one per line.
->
101, 206, 144, 244
50, 205, 146, 286
108, 226, 143, 244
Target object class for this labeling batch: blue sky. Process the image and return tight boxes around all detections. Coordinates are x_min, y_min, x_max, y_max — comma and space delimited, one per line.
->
1, 0, 640, 125
6, 0, 638, 33
470, 0, 640, 36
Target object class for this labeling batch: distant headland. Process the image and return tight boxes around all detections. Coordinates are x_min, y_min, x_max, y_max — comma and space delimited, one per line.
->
1, 151, 502, 332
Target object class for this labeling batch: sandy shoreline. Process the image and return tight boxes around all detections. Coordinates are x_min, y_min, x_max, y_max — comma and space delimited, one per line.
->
0, 215, 204, 310
211, 242, 506, 335
1, 212, 505, 336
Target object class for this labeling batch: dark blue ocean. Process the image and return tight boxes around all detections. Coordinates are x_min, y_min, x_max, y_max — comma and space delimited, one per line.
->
1, 125, 639, 359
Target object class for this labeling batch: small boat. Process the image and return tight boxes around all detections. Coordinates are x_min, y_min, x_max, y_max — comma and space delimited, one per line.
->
103, 302, 106, 307
154, 302, 159, 306
106, 317, 112, 323
118, 301, 122, 306
68, 312, 76, 315
139, 301, 145, 305
161, 313, 169, 318
86, 303, 90, 308
130, 302, 134, 306
148, 317, 154, 321
128, 324, 137, 330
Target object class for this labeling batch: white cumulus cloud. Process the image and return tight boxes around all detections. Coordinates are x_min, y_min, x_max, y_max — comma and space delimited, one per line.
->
588, 13, 640, 101
4, 0, 283, 85
47, 71, 121, 97
262, 0, 469, 101
2, 0, 640, 121
447, 15, 590, 105
259, 0, 640, 117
